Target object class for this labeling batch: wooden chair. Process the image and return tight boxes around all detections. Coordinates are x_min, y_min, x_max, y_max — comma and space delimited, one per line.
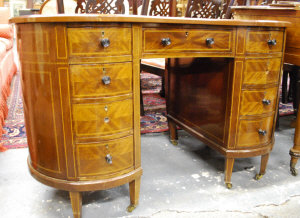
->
185, 0, 235, 19
40, 0, 136, 14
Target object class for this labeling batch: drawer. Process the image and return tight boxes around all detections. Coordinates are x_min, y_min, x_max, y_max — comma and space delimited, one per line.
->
143, 29, 234, 53
70, 62, 132, 98
76, 135, 134, 177
67, 27, 132, 57
237, 116, 274, 148
240, 87, 278, 116
245, 30, 284, 54
243, 58, 281, 85
72, 98, 133, 138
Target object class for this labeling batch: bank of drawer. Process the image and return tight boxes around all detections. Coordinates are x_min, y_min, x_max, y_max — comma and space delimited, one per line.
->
245, 30, 284, 54
237, 116, 274, 148
72, 98, 133, 138
76, 135, 133, 177
243, 58, 281, 85
67, 27, 132, 57
240, 87, 278, 116
70, 62, 132, 98
143, 29, 233, 53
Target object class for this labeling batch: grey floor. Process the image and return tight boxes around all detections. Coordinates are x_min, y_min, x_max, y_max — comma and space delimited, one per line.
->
1, 116, 300, 218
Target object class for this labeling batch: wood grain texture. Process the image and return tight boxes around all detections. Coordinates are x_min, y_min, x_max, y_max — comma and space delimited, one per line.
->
67, 27, 132, 57
70, 62, 132, 98
237, 116, 274, 148
13, 17, 287, 216
72, 98, 133, 138
242, 58, 281, 86
245, 30, 284, 54
143, 28, 234, 53
76, 135, 134, 178
239, 87, 278, 116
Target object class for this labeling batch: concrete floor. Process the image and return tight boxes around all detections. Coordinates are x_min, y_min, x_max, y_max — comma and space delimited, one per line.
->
1, 116, 300, 218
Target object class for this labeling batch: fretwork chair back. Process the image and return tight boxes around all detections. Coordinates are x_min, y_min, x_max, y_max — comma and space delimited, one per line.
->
40, 0, 137, 15
185, 0, 234, 19
141, 0, 176, 16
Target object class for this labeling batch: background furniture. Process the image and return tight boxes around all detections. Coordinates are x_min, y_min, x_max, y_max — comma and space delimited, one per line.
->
232, 5, 300, 176
12, 14, 287, 217
0, 7, 17, 151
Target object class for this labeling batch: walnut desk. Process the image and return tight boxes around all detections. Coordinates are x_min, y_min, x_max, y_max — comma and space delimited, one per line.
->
232, 5, 300, 176
11, 15, 288, 218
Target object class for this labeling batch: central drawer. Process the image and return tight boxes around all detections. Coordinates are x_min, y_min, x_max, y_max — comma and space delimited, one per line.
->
76, 135, 134, 177
143, 29, 234, 53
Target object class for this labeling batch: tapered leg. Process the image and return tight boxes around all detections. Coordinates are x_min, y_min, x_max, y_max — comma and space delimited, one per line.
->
255, 153, 270, 180
127, 177, 141, 212
290, 102, 300, 176
168, 120, 178, 145
69, 191, 82, 218
290, 155, 299, 176
224, 158, 234, 189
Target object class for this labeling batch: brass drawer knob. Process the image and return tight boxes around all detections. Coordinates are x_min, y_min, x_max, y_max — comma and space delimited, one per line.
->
161, 38, 171, 46
258, 129, 267, 136
104, 117, 110, 123
102, 76, 111, 85
206, 38, 215, 46
267, 39, 277, 46
262, 99, 271, 105
100, 38, 110, 48
105, 154, 112, 164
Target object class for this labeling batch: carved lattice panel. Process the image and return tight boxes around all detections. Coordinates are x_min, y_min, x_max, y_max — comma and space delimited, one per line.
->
75, 0, 126, 14
148, 0, 171, 16
186, 0, 227, 19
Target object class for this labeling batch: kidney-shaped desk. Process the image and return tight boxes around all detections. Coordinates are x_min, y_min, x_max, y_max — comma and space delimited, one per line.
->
11, 15, 288, 218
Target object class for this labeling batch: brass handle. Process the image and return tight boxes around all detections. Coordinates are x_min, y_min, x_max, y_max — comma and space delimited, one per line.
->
105, 154, 112, 164
262, 99, 271, 105
161, 38, 171, 46
102, 76, 111, 85
258, 129, 267, 136
100, 38, 110, 48
267, 39, 277, 46
206, 38, 215, 46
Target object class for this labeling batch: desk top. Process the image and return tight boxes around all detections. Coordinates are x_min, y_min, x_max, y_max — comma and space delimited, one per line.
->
10, 14, 290, 27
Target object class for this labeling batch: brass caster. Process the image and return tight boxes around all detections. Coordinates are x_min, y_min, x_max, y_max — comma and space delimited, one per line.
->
170, 139, 178, 146
290, 166, 298, 176
255, 173, 264, 180
225, 182, 232, 189
127, 204, 137, 213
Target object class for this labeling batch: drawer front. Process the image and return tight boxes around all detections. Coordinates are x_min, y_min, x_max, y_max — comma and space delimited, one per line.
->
72, 99, 133, 138
143, 29, 233, 53
245, 30, 284, 54
76, 135, 134, 177
237, 116, 274, 148
68, 27, 132, 57
70, 62, 132, 98
240, 87, 278, 116
243, 58, 281, 85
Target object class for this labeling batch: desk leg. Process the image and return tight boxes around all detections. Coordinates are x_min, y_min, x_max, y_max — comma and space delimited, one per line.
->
290, 105, 300, 176
127, 177, 141, 212
69, 191, 82, 218
255, 153, 269, 180
168, 119, 178, 145
224, 158, 234, 189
